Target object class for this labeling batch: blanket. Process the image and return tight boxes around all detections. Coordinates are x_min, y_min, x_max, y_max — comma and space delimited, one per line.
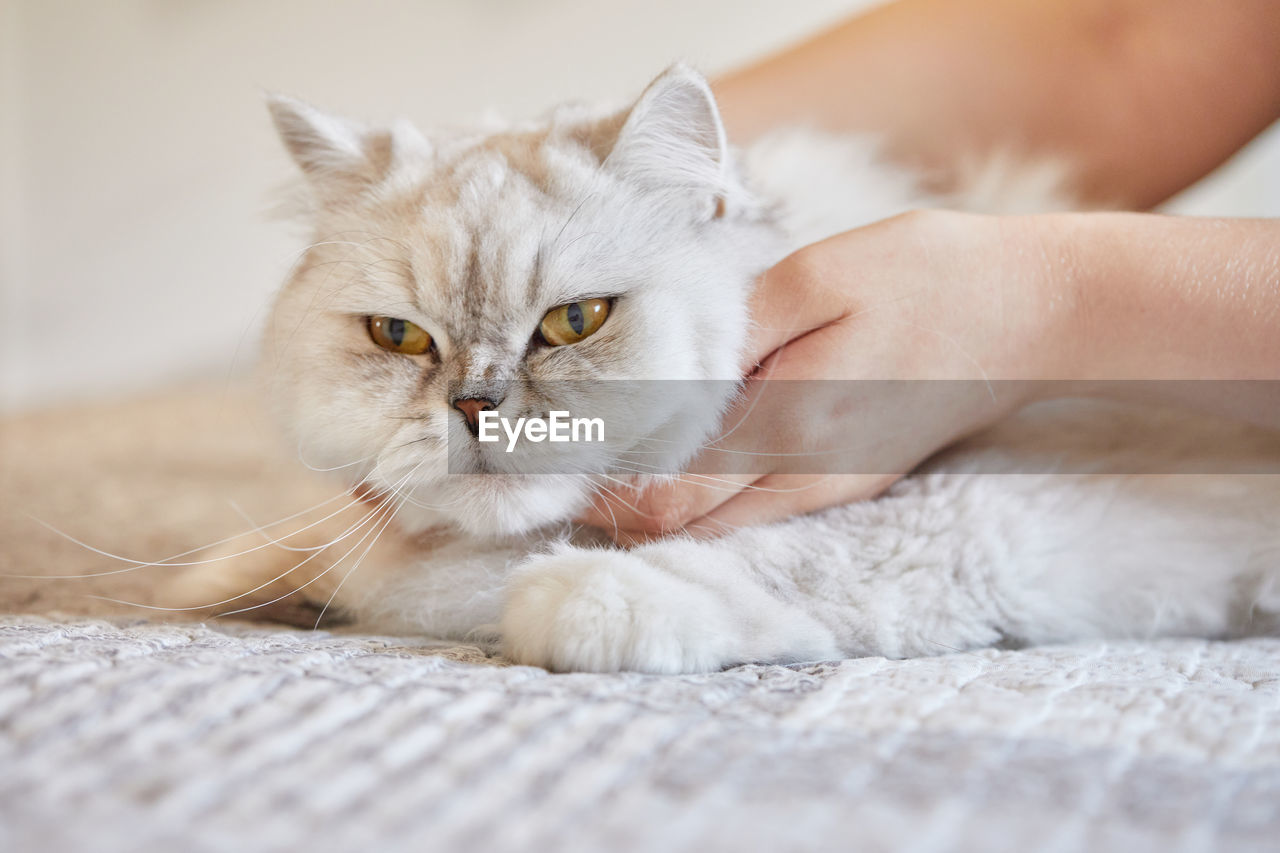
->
2, 387, 1277, 852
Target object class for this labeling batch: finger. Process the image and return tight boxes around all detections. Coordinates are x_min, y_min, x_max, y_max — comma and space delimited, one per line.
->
688, 472, 900, 536
580, 320, 857, 536
579, 263, 871, 539
741, 243, 852, 374
577, 470, 761, 538
580, 370, 808, 535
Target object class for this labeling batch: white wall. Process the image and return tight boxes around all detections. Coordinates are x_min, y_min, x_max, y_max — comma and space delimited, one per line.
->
2, 0, 1277, 412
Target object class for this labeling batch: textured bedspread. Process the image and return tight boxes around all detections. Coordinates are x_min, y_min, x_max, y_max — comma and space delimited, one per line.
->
2, 388, 1278, 852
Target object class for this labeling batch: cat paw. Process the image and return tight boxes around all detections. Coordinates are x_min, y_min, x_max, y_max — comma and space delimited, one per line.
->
500, 549, 737, 674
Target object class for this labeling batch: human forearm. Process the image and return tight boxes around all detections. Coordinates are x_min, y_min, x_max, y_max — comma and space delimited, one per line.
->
579, 210, 1280, 538
1033, 213, 1280, 424
714, 0, 1280, 207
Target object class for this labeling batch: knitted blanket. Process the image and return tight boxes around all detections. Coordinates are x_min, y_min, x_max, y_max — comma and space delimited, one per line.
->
2, 388, 1278, 852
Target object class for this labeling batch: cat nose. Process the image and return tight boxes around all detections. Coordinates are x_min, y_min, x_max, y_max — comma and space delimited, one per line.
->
452, 397, 500, 435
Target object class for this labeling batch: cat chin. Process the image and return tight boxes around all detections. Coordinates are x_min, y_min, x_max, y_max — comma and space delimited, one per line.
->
395, 473, 592, 539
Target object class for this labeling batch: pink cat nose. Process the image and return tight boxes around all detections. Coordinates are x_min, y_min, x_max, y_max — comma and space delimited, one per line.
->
453, 398, 498, 434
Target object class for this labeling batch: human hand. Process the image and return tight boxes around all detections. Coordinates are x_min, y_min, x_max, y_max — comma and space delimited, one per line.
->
578, 210, 1070, 542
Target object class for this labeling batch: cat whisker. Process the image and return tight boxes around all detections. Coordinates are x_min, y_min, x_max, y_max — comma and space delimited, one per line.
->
295, 448, 381, 474
685, 516, 745, 537
11, 483, 386, 580
607, 463, 747, 495
557, 230, 606, 254
391, 433, 443, 451
610, 460, 835, 496
366, 458, 466, 512
167, 463, 421, 617
311, 491, 407, 629
84, 495, 394, 613
594, 470, 641, 494
553, 192, 597, 245
587, 482, 632, 538
226, 494, 384, 555
214, 493, 404, 620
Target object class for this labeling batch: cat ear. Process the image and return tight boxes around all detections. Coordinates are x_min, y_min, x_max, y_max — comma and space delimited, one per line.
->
266, 94, 427, 201
605, 64, 729, 200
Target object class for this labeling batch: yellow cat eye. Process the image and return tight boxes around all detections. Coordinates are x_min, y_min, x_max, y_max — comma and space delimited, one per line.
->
368, 316, 433, 355
539, 298, 610, 347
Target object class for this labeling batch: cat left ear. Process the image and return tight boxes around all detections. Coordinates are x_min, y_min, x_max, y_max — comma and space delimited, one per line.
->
266, 94, 427, 202
605, 64, 730, 205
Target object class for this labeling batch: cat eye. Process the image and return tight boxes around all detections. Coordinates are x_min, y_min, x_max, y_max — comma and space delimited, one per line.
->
367, 316, 433, 355
539, 299, 610, 347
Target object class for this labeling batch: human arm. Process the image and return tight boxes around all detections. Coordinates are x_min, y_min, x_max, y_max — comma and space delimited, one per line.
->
714, 0, 1280, 207
578, 211, 1280, 540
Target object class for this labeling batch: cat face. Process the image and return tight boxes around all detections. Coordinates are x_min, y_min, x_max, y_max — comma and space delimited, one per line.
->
262, 65, 781, 537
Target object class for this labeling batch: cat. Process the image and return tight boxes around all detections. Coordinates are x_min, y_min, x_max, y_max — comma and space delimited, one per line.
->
166, 64, 1280, 673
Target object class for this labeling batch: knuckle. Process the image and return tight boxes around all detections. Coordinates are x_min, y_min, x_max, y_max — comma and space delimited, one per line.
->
892, 207, 948, 230
637, 489, 693, 534
890, 208, 974, 245
774, 243, 835, 292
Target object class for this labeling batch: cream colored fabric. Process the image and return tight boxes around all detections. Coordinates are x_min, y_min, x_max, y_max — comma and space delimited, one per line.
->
2, 388, 1279, 852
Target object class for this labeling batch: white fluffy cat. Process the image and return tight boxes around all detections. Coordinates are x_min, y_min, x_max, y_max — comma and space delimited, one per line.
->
169, 65, 1280, 673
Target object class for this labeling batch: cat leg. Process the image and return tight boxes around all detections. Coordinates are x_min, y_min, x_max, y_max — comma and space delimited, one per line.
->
499, 478, 1038, 673
500, 541, 842, 674
712, 473, 1280, 659
502, 473, 1280, 674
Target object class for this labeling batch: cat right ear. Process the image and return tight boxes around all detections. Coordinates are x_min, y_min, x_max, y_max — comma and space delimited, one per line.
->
265, 94, 426, 202
604, 64, 730, 201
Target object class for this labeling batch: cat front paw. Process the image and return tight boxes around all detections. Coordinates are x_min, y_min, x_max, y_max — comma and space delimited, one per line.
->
501, 549, 737, 674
